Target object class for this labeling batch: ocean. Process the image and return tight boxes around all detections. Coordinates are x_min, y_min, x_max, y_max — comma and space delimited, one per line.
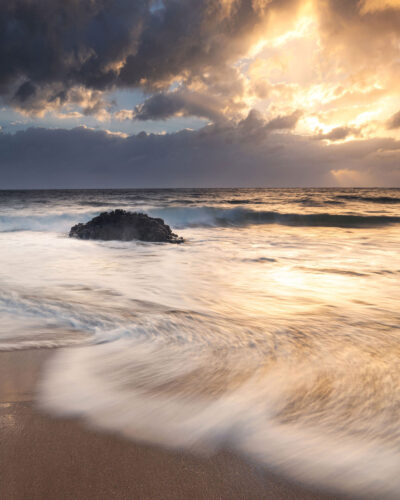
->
1, 188, 400, 497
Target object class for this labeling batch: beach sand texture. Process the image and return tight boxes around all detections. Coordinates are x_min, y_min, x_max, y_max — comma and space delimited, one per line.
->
0, 349, 345, 500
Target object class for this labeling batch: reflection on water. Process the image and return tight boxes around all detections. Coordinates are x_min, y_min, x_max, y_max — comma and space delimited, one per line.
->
0, 188, 400, 497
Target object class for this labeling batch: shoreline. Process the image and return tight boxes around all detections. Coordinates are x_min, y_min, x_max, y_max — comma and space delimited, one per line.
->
0, 349, 346, 500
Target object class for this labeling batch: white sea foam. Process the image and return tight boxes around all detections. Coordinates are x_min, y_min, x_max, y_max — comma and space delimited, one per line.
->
38, 328, 400, 499
1, 205, 400, 234
2, 188, 400, 498
0, 212, 98, 233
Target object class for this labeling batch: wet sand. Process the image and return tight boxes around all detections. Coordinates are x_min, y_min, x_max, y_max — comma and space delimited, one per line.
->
0, 349, 346, 500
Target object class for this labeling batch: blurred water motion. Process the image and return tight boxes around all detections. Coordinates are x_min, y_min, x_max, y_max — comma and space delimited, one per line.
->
0, 188, 400, 498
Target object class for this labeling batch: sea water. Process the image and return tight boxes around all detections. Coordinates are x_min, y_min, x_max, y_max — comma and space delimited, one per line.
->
1, 188, 400, 497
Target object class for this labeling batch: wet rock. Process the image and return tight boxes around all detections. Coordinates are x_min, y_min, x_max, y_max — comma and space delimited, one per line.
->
69, 209, 184, 243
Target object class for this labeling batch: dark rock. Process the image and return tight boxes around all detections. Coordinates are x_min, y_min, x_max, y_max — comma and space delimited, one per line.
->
69, 210, 184, 243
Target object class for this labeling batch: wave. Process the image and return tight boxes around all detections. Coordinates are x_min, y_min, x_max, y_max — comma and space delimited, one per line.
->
335, 195, 400, 204
0, 287, 202, 351
147, 207, 400, 229
223, 199, 264, 205
242, 257, 277, 263
1, 206, 400, 233
294, 197, 344, 206
3, 265, 400, 498
38, 319, 400, 499
0, 338, 90, 351
78, 201, 123, 207
0, 212, 98, 233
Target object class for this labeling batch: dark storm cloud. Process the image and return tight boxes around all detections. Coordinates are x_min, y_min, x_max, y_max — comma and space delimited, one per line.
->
1, 119, 400, 188
0, 0, 299, 112
125, 92, 301, 125
132, 90, 225, 122
387, 110, 400, 130
0, 0, 148, 105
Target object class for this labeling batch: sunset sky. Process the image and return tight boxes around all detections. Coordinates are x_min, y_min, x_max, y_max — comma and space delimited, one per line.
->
1, 0, 400, 187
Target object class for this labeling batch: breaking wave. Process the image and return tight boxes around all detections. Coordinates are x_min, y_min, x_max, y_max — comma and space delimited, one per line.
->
2, 188, 400, 498
0, 212, 97, 233
147, 207, 400, 229
38, 313, 400, 499
2, 207, 400, 233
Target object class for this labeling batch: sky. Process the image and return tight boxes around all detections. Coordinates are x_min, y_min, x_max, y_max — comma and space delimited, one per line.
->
1, 0, 400, 188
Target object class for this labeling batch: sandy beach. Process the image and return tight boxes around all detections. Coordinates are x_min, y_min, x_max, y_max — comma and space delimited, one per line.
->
0, 349, 347, 500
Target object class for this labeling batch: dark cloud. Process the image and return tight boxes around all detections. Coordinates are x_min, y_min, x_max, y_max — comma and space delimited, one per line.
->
1, 120, 400, 188
133, 90, 225, 122
0, 1, 148, 102
2, 0, 399, 131
13, 81, 36, 102
387, 110, 400, 130
0, 0, 298, 113
1, 0, 400, 183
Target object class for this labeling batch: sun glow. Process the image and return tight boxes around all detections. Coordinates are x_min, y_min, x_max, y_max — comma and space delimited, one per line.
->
268, 15, 316, 48
360, 0, 400, 13
235, 0, 400, 141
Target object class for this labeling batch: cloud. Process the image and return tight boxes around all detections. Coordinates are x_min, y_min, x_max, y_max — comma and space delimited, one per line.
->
0, 1, 146, 97
1, 120, 400, 188
330, 168, 372, 186
387, 110, 400, 130
246, 0, 400, 139
114, 109, 135, 121
265, 110, 302, 131
117, 0, 301, 90
0, 0, 298, 113
1, 0, 400, 156
132, 90, 225, 122
359, 0, 400, 14
314, 126, 360, 142
316, 0, 400, 68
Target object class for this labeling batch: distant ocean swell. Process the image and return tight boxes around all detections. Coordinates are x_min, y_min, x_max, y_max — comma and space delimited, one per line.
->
1, 207, 400, 233
151, 207, 400, 228
334, 195, 400, 203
